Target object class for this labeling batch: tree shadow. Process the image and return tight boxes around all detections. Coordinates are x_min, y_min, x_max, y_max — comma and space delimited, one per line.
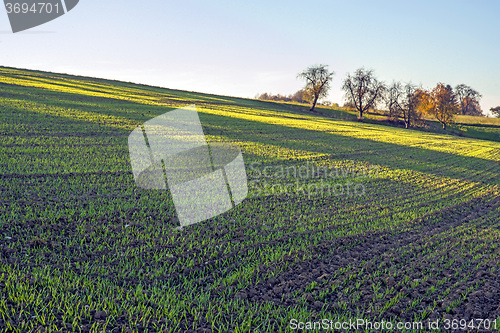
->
198, 112, 500, 187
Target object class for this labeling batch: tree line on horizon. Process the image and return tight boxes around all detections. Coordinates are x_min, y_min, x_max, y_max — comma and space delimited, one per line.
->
257, 64, 500, 130
255, 90, 310, 104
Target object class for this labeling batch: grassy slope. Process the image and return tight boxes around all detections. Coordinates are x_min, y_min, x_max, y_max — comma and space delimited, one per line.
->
307, 104, 500, 143
0, 66, 499, 332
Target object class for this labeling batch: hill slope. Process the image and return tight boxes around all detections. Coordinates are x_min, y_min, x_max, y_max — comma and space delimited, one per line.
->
1, 67, 499, 331
310, 104, 500, 143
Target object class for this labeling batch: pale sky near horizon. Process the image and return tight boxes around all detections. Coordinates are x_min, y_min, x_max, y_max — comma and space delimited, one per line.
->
1, 1, 499, 116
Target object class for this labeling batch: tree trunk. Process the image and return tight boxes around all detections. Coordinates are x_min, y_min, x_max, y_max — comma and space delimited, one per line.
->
310, 95, 319, 111
358, 109, 363, 120
442, 122, 446, 130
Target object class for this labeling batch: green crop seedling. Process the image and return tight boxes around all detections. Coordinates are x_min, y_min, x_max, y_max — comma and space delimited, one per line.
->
0, 67, 499, 332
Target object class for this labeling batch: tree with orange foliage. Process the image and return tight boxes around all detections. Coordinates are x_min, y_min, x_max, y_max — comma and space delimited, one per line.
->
417, 83, 458, 130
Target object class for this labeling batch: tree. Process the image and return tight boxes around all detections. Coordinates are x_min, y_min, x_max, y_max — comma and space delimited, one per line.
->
455, 84, 483, 116
290, 89, 309, 103
418, 83, 458, 130
491, 106, 500, 118
400, 83, 424, 129
297, 64, 335, 111
385, 82, 423, 128
256, 92, 270, 100
386, 81, 402, 121
255, 89, 310, 103
342, 68, 385, 119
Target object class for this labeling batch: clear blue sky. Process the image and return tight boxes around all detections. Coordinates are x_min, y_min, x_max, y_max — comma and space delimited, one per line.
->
1, 0, 499, 115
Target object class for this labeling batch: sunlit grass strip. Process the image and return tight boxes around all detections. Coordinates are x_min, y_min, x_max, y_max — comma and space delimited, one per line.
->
196, 105, 500, 162
1, 67, 499, 332
0, 99, 139, 131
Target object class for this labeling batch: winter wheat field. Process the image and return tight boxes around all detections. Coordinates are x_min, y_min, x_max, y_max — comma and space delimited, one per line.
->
1, 66, 500, 332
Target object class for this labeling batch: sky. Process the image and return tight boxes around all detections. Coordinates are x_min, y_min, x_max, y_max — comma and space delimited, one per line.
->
1, 0, 499, 116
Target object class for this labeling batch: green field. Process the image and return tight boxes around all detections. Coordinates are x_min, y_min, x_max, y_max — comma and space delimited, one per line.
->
308, 105, 500, 143
1, 66, 499, 332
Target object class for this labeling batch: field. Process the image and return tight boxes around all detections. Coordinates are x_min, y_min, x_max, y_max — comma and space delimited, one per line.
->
308, 105, 500, 143
0, 66, 499, 332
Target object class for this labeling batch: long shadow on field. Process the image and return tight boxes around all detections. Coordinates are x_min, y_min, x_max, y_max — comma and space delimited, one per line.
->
198, 112, 500, 187
1, 77, 498, 187
454, 120, 500, 128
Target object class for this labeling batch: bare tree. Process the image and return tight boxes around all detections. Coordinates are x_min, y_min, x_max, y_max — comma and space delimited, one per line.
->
386, 81, 403, 121
399, 83, 423, 128
297, 64, 335, 111
455, 84, 483, 116
342, 68, 385, 119
385, 82, 423, 128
